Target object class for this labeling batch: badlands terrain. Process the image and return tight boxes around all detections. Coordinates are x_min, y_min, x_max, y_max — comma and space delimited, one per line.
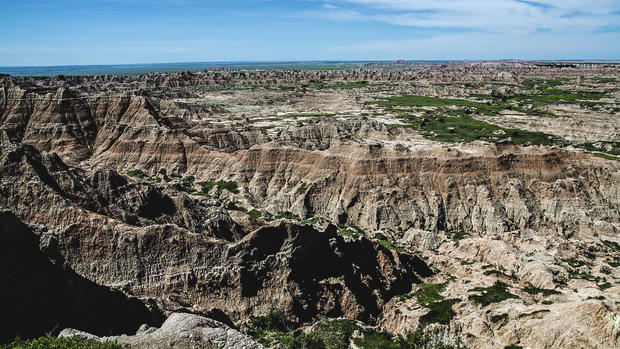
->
0, 61, 619, 348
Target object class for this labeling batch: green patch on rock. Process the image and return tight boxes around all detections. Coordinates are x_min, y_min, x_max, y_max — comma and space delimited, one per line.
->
373, 233, 404, 252
504, 345, 523, 349
127, 169, 146, 178
273, 211, 302, 221
560, 258, 585, 268
491, 313, 509, 323
197, 180, 240, 194
415, 115, 559, 145
469, 281, 518, 306
410, 282, 460, 326
247, 209, 262, 219
602, 240, 620, 252
419, 299, 460, 326
483, 269, 511, 278
523, 287, 560, 296
414, 283, 447, 305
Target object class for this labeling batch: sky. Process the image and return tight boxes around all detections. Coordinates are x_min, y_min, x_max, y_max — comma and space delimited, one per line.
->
0, 0, 619, 66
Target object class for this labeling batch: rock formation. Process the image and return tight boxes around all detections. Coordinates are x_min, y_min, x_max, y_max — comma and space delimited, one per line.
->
0, 62, 619, 348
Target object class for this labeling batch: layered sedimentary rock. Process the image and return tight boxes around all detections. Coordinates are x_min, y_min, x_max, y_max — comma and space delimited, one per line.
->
1, 63, 619, 348
0, 210, 164, 343
0, 131, 431, 331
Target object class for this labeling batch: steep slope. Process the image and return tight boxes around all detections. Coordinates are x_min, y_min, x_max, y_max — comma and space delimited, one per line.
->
0, 132, 431, 328
0, 210, 164, 343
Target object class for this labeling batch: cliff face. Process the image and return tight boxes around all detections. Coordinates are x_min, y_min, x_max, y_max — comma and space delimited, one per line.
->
2, 76, 617, 243
0, 131, 430, 331
1, 64, 619, 348
0, 210, 164, 343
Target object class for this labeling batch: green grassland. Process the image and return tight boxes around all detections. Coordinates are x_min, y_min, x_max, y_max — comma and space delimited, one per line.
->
398, 113, 560, 145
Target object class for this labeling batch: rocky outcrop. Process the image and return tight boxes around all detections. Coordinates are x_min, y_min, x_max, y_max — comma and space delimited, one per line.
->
0, 210, 164, 343
60, 313, 263, 349
1, 64, 619, 348
0, 131, 431, 327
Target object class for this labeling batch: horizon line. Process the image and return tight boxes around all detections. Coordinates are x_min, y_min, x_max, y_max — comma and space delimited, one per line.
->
2, 58, 620, 69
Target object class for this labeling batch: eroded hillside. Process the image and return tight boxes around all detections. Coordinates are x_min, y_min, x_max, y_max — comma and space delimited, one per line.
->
0, 61, 619, 349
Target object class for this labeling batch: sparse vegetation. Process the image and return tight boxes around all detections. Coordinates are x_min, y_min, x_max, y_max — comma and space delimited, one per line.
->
248, 311, 296, 348
373, 233, 404, 252
523, 287, 560, 296
483, 269, 511, 278
247, 209, 262, 219
517, 309, 550, 318
504, 345, 523, 349
447, 231, 470, 241
197, 180, 240, 194
274, 211, 302, 221
127, 169, 146, 178
224, 200, 246, 212
247, 313, 456, 349
297, 181, 309, 194
491, 313, 508, 323
402, 282, 461, 325
402, 114, 560, 145
414, 282, 447, 305
0, 336, 128, 349
602, 240, 620, 252
469, 281, 518, 306
571, 272, 602, 283
419, 299, 460, 325
588, 77, 617, 83
591, 153, 620, 161
158, 168, 171, 182
180, 175, 195, 184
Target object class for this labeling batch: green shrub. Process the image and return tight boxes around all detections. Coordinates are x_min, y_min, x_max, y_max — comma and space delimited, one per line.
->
224, 200, 246, 212
469, 281, 518, 306
297, 182, 309, 195
571, 272, 602, 282
0, 336, 128, 349
180, 175, 195, 184
602, 240, 620, 252
247, 209, 262, 219
483, 269, 514, 278
517, 309, 550, 319
198, 180, 240, 194
127, 169, 146, 178
447, 231, 469, 241
414, 283, 447, 305
274, 211, 302, 221
412, 282, 459, 325
352, 331, 402, 349
523, 287, 560, 296
560, 258, 584, 268
310, 318, 361, 349
419, 299, 459, 325
491, 313, 508, 323
373, 233, 404, 252
248, 314, 458, 349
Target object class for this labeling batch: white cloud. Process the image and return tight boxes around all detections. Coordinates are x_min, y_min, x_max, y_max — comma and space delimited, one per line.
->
331, 31, 620, 60
318, 0, 620, 34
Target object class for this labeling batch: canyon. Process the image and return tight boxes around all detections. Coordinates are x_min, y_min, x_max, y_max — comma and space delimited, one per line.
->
0, 61, 619, 348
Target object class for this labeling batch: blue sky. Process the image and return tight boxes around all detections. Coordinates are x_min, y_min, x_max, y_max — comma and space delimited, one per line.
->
0, 0, 619, 66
